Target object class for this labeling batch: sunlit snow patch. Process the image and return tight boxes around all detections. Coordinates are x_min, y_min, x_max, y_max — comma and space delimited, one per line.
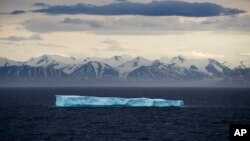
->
55, 95, 184, 107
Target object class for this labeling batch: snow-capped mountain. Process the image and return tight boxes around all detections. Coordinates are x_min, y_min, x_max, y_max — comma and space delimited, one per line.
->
25, 54, 77, 68
160, 56, 209, 71
80, 57, 104, 64
0, 65, 68, 79
160, 56, 231, 78
79, 55, 132, 67
0, 57, 23, 67
117, 56, 152, 79
24, 54, 80, 74
100, 56, 131, 67
0, 54, 249, 83
127, 60, 211, 81
226, 67, 250, 82
205, 59, 232, 78
71, 61, 119, 80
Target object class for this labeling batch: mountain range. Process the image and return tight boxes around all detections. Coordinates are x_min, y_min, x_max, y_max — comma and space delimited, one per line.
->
0, 55, 250, 85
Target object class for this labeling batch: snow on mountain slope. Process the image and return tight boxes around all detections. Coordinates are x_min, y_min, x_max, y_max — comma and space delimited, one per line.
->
100, 56, 131, 67
72, 61, 119, 79
159, 57, 171, 64
25, 54, 78, 68
160, 56, 232, 78
0, 65, 68, 79
117, 56, 152, 79
127, 60, 186, 80
225, 67, 250, 81
160, 56, 209, 72
0, 57, 22, 67
205, 59, 232, 77
24, 54, 80, 74
1, 55, 249, 82
62, 57, 106, 74
127, 60, 211, 81
79, 55, 132, 67
81, 57, 104, 63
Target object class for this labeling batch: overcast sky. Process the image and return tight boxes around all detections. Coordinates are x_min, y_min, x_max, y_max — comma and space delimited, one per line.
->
0, 0, 250, 63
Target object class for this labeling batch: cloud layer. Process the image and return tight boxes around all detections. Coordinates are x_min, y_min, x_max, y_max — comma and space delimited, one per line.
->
31, 1, 245, 17
22, 15, 250, 34
0, 34, 43, 41
11, 10, 26, 15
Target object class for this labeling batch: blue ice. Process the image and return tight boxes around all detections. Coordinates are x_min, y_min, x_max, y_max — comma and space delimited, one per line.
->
55, 95, 184, 107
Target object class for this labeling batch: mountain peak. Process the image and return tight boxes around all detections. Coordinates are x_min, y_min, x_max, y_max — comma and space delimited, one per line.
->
70, 57, 76, 60
208, 59, 220, 65
134, 56, 147, 61
113, 56, 121, 61
152, 60, 164, 66
172, 55, 185, 63
1, 55, 250, 83
135, 56, 142, 60
42, 55, 49, 60
0, 57, 22, 67
25, 54, 78, 68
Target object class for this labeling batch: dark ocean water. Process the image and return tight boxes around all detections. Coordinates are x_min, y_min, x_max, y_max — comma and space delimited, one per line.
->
0, 87, 250, 141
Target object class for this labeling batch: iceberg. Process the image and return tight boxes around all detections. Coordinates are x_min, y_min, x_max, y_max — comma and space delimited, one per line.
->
55, 95, 184, 107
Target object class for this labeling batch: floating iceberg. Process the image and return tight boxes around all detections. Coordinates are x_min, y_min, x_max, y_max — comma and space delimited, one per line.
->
55, 95, 184, 107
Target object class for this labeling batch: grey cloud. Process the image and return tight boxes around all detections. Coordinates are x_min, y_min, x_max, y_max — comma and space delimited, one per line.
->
0, 12, 7, 15
0, 34, 43, 41
4, 36, 26, 41
116, 0, 128, 2
33, 2, 50, 7
62, 18, 103, 27
63, 17, 83, 24
36, 43, 66, 48
22, 17, 105, 33
11, 10, 26, 15
30, 34, 43, 40
22, 15, 250, 35
0, 24, 3, 31
32, 1, 245, 17
15, 27, 23, 30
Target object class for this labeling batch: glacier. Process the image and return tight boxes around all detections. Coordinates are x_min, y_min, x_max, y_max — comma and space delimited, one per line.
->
55, 95, 184, 107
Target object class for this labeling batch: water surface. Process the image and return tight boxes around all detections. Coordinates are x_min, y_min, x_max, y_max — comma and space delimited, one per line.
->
0, 87, 250, 141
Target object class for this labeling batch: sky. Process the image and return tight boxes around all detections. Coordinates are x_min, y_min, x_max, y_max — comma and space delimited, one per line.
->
0, 0, 250, 64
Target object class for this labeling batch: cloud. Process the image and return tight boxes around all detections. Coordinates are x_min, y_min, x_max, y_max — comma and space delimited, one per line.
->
22, 15, 250, 34
62, 18, 102, 27
92, 40, 129, 52
32, 1, 245, 17
33, 2, 49, 7
0, 12, 7, 15
1, 42, 66, 48
0, 24, 3, 32
36, 43, 66, 48
1, 41, 26, 47
23, 17, 105, 33
0, 34, 43, 41
63, 17, 83, 24
116, 0, 128, 2
29, 34, 43, 40
11, 10, 26, 15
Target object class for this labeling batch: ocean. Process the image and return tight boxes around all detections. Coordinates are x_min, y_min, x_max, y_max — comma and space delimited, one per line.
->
0, 87, 250, 141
